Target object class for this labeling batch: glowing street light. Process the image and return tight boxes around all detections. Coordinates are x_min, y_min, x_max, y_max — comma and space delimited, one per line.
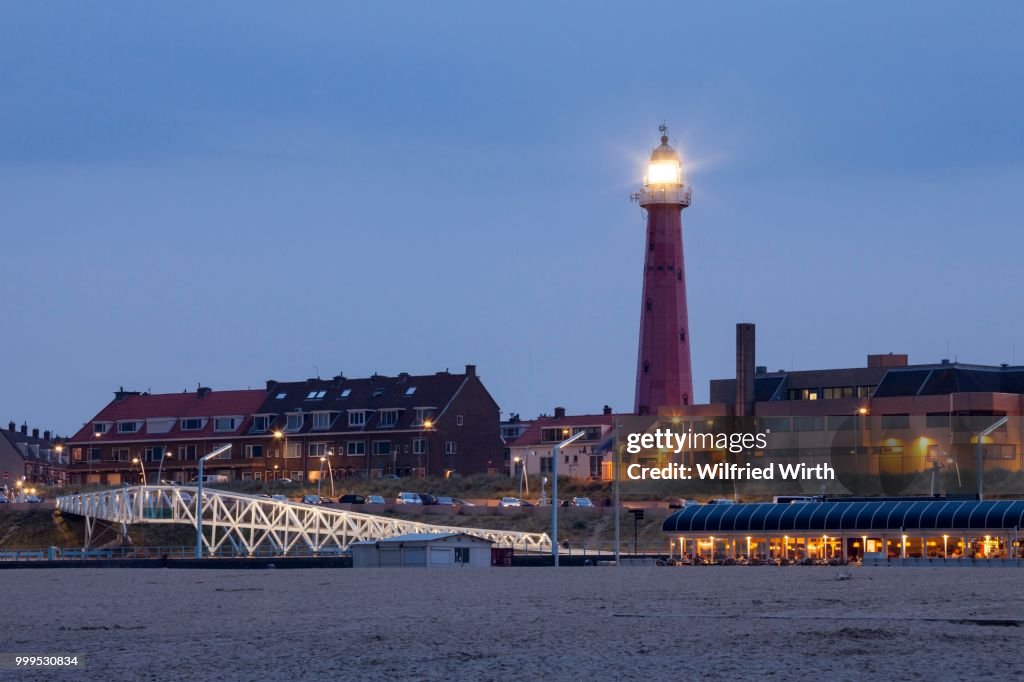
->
551, 428, 587, 567
196, 444, 231, 559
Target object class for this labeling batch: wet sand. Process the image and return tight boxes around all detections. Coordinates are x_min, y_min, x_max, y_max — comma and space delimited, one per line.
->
3, 566, 1024, 681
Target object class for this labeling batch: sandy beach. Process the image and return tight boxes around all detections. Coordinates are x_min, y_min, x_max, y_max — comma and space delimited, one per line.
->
2, 565, 1023, 681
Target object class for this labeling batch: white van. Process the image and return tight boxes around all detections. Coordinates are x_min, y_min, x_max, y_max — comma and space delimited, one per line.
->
191, 474, 229, 484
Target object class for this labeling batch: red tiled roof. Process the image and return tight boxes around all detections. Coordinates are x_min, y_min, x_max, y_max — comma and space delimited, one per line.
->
510, 413, 618, 447
68, 390, 268, 443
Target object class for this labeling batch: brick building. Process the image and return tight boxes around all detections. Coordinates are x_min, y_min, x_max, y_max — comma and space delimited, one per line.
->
0, 421, 68, 487
65, 365, 505, 485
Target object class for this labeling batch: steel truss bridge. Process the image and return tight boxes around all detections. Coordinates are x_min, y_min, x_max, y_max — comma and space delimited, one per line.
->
55, 486, 551, 556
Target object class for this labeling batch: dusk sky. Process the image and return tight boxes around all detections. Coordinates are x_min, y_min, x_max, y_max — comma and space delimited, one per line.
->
2, 2, 1022, 436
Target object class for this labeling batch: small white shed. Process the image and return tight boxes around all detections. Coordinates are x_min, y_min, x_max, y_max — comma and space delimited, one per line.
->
351, 532, 493, 568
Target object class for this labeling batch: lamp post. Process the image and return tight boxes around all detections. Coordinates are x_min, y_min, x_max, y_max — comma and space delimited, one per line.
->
513, 456, 523, 497
195, 444, 231, 559
552, 428, 587, 567
324, 450, 336, 497
155, 449, 172, 486
975, 417, 1008, 500
420, 419, 434, 477
317, 456, 326, 499
130, 457, 148, 486
273, 430, 287, 479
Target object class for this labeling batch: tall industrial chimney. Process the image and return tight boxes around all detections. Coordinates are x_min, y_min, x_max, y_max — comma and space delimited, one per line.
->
735, 323, 755, 417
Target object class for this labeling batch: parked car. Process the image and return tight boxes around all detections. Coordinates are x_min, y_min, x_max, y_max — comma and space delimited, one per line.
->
24, 494, 42, 503
270, 494, 289, 502
500, 497, 532, 507
451, 498, 474, 507
418, 493, 438, 505
0, 494, 8, 503
302, 495, 322, 504
708, 498, 736, 505
366, 495, 386, 505
396, 492, 423, 505
339, 494, 366, 504
572, 497, 594, 507
668, 498, 697, 509
436, 496, 456, 506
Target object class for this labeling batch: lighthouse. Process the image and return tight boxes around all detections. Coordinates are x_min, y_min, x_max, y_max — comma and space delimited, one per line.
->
633, 125, 694, 415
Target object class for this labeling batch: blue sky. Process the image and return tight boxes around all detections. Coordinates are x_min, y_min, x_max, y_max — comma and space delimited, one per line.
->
2, 2, 1022, 435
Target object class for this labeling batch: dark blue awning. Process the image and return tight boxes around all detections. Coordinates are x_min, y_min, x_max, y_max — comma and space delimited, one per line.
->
663, 500, 1024, 534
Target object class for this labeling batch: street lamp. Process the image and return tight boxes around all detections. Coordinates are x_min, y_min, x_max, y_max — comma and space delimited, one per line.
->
130, 457, 148, 486
552, 428, 587, 568
196, 444, 231, 559
155, 449, 173, 486
419, 419, 434, 477
513, 456, 523, 497
318, 456, 326, 499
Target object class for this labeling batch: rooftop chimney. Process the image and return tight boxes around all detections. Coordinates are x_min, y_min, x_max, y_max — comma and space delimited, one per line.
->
735, 323, 756, 418
43, 430, 51, 441
32, 428, 39, 439
20, 423, 28, 435
465, 364, 477, 377
554, 406, 566, 419
266, 379, 278, 392
7, 421, 14, 432
197, 386, 212, 398
867, 353, 909, 368
603, 405, 612, 416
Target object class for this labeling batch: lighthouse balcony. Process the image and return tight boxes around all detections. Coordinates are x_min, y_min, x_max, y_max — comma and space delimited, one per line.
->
633, 185, 692, 207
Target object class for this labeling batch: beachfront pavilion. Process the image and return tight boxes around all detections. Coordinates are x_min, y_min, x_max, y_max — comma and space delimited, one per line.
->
662, 500, 1024, 563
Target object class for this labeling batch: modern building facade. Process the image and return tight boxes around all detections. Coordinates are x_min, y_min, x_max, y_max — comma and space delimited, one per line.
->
65, 365, 505, 486
633, 323, 1024, 497
632, 125, 694, 415
0, 421, 68, 487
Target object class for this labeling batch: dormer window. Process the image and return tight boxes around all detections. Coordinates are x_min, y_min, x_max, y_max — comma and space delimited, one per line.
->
306, 390, 327, 400
312, 412, 334, 430
348, 410, 367, 427
379, 410, 399, 428
285, 414, 304, 432
181, 418, 204, 431
117, 421, 140, 433
93, 423, 110, 435
252, 415, 273, 433
214, 417, 240, 432
412, 408, 434, 426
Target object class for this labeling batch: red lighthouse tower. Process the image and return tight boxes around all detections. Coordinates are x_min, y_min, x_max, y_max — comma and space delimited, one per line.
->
633, 125, 693, 415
